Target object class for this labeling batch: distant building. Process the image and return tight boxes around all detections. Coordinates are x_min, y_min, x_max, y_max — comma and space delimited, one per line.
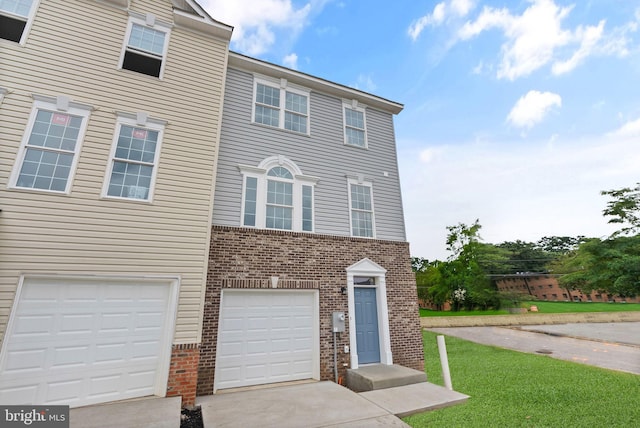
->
494, 274, 640, 303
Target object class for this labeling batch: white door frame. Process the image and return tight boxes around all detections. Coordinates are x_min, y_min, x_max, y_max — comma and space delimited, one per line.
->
346, 258, 392, 369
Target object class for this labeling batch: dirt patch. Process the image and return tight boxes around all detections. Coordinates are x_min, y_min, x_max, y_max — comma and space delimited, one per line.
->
181, 407, 203, 428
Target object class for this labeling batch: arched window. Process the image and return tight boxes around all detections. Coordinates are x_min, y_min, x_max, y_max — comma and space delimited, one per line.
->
239, 156, 317, 232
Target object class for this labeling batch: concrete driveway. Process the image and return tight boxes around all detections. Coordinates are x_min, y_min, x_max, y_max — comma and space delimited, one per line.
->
196, 380, 468, 427
427, 322, 640, 375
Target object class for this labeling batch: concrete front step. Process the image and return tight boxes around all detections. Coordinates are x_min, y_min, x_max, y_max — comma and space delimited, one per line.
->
346, 364, 427, 392
359, 382, 470, 418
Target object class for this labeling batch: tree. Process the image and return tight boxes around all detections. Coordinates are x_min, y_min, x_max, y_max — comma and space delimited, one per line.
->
443, 220, 500, 310
411, 257, 430, 273
601, 182, 640, 237
536, 236, 586, 255
554, 236, 640, 298
497, 240, 550, 273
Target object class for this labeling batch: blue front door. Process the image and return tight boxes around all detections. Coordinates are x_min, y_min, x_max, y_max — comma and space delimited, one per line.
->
354, 287, 380, 364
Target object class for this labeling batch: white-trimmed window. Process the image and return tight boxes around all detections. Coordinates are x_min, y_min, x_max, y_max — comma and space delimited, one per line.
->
240, 156, 317, 232
343, 100, 367, 148
10, 95, 91, 193
0, 0, 40, 44
253, 77, 309, 134
119, 14, 171, 78
348, 177, 375, 238
103, 113, 165, 202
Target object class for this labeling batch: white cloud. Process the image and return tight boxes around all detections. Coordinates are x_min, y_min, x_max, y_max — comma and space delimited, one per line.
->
607, 116, 640, 138
201, 0, 312, 56
351, 74, 377, 93
552, 20, 604, 75
399, 135, 640, 260
456, 0, 634, 80
507, 90, 561, 129
283, 53, 298, 69
459, 0, 574, 80
408, 0, 475, 41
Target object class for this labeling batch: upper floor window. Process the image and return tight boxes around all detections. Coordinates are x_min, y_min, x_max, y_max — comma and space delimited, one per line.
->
0, 0, 39, 44
348, 177, 375, 238
240, 156, 317, 232
10, 95, 92, 193
119, 14, 171, 78
102, 113, 165, 201
343, 101, 367, 148
253, 77, 309, 134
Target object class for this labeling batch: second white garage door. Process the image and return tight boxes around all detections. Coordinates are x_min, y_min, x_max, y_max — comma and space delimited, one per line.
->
214, 289, 319, 391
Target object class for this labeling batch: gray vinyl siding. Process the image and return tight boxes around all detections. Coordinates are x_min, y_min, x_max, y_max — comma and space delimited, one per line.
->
212, 67, 407, 241
0, 0, 229, 343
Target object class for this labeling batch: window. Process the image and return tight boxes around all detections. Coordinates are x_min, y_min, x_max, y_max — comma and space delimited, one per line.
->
0, 0, 39, 44
343, 101, 367, 148
240, 156, 317, 232
348, 178, 375, 238
10, 96, 91, 193
120, 15, 171, 78
103, 113, 165, 201
253, 78, 309, 134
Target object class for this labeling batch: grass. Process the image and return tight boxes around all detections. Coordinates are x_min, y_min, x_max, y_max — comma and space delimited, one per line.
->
403, 331, 640, 427
420, 301, 640, 317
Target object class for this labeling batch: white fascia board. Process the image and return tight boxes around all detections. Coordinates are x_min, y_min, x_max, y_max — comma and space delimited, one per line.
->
228, 52, 404, 115
173, 9, 232, 41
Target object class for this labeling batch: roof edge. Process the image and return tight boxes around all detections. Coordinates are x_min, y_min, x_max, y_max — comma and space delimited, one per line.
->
228, 52, 403, 115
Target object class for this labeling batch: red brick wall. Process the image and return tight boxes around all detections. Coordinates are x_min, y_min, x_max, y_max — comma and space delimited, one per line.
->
496, 276, 640, 303
167, 343, 200, 407
197, 226, 424, 396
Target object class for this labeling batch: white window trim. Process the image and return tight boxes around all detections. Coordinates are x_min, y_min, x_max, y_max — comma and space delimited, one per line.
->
346, 258, 392, 370
343, 99, 368, 148
101, 112, 166, 203
0, 0, 41, 45
239, 155, 318, 232
118, 13, 172, 79
9, 95, 92, 194
347, 175, 376, 238
252, 76, 310, 135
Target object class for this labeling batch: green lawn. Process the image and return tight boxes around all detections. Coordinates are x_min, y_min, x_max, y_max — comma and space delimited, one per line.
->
403, 331, 640, 427
420, 301, 640, 317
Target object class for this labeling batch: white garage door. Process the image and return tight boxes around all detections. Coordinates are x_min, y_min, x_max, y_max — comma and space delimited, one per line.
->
0, 277, 177, 408
215, 290, 319, 391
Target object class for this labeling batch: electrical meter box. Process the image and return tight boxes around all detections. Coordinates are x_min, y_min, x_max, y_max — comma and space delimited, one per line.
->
332, 311, 345, 333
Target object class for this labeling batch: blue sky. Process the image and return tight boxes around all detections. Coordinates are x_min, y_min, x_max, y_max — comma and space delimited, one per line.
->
201, 0, 640, 260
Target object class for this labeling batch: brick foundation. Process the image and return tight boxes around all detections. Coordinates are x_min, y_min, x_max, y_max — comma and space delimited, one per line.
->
197, 226, 424, 396
167, 343, 200, 407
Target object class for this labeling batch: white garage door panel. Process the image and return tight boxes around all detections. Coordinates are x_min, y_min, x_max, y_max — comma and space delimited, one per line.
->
215, 290, 318, 391
0, 278, 175, 407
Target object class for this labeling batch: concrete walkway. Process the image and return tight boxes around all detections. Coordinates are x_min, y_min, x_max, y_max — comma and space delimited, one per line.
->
69, 396, 181, 428
427, 322, 640, 375
196, 381, 468, 427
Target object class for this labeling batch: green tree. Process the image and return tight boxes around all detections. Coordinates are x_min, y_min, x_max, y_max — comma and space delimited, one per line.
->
554, 236, 640, 298
497, 240, 551, 273
601, 182, 640, 237
443, 220, 500, 310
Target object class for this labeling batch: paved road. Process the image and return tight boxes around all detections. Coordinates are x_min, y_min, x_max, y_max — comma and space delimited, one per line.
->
427, 322, 640, 375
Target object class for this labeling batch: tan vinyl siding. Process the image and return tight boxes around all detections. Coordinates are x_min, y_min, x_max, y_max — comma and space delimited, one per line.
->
0, 0, 229, 344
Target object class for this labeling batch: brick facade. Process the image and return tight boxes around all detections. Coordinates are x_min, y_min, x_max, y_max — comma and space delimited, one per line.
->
197, 225, 424, 396
167, 343, 200, 407
495, 275, 640, 303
